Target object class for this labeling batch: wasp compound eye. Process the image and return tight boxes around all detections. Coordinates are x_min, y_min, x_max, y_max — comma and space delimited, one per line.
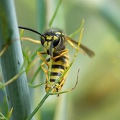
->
53, 39, 60, 47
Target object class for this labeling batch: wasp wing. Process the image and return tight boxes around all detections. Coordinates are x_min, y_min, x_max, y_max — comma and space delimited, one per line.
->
65, 36, 95, 58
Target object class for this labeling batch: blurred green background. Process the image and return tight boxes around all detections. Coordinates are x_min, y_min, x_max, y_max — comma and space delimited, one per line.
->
1, 0, 120, 120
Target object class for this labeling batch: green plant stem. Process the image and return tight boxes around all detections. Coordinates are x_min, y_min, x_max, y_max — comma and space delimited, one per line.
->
0, 0, 32, 120
36, 0, 46, 32
49, 0, 62, 27
69, 19, 84, 38
26, 92, 50, 120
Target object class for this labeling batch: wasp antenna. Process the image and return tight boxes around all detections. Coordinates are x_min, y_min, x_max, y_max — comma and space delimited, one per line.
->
18, 26, 45, 37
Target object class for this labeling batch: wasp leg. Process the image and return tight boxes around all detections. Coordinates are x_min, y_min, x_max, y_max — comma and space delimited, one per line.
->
37, 52, 49, 65
29, 52, 50, 88
37, 52, 50, 80
40, 61, 49, 81
52, 49, 69, 60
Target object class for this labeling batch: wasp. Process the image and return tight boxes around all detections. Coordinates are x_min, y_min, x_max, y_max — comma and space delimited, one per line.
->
18, 26, 94, 94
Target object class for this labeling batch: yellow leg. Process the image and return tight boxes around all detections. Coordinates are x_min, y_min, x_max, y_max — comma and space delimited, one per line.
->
37, 52, 49, 66
52, 49, 69, 60
40, 61, 49, 80
37, 52, 50, 80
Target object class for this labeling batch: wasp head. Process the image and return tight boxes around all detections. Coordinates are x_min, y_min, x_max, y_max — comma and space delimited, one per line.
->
41, 29, 66, 56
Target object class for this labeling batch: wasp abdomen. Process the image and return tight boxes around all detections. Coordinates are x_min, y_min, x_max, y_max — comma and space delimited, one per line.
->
45, 53, 69, 92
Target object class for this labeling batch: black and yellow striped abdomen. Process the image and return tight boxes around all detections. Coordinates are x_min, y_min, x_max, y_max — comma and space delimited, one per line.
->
45, 52, 69, 92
